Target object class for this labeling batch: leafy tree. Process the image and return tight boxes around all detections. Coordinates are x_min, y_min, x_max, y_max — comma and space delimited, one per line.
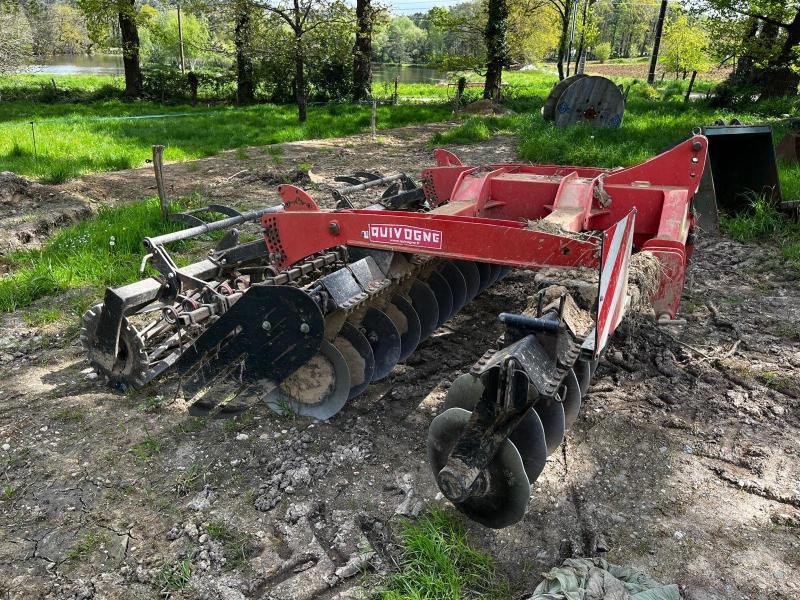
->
593, 41, 611, 62
141, 8, 211, 68
691, 0, 800, 98
374, 16, 427, 64
659, 12, 710, 78
507, 0, 560, 64
0, 3, 33, 74
77, 0, 143, 97
253, 0, 351, 121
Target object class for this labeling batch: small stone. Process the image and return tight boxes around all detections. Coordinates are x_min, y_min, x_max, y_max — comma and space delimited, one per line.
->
673, 530, 685, 540
1, 443, 9, 451
235, 432, 249, 441
86, 371, 99, 381
771, 405, 786, 417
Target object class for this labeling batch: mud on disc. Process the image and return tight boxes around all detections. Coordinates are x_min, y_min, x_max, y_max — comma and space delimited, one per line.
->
428, 407, 530, 529
334, 321, 375, 400
444, 373, 548, 482
264, 340, 350, 420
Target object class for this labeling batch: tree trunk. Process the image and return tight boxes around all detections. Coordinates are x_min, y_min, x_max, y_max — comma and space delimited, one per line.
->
647, 0, 667, 84
352, 0, 372, 103
294, 34, 307, 122
234, 1, 255, 104
117, 0, 141, 98
483, 0, 508, 100
556, 1, 572, 80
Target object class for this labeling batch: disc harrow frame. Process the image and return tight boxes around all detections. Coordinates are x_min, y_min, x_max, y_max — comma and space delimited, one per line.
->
81, 134, 709, 528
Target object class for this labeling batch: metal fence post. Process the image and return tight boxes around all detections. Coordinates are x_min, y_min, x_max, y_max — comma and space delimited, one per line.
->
371, 100, 377, 138
152, 145, 169, 220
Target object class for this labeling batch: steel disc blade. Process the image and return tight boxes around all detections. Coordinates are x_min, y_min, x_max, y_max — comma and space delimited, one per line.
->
510, 409, 549, 482
488, 264, 502, 286
575, 359, 591, 396
453, 261, 480, 301
389, 295, 422, 361
428, 407, 530, 529
265, 340, 350, 420
497, 265, 513, 280
426, 270, 454, 327
534, 398, 566, 455
410, 279, 439, 341
560, 369, 582, 429
439, 262, 467, 314
475, 263, 493, 293
360, 307, 401, 381
443, 373, 485, 411
590, 358, 599, 377
445, 373, 548, 482
335, 321, 375, 400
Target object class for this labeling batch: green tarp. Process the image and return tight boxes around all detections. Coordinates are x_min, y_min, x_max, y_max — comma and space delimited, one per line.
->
529, 558, 681, 600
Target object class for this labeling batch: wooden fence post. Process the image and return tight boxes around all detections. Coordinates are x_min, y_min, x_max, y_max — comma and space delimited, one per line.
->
152, 145, 169, 219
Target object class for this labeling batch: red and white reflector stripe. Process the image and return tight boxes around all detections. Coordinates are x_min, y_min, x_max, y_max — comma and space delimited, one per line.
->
595, 210, 636, 356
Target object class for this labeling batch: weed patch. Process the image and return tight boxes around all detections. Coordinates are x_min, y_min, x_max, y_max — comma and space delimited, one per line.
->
131, 431, 162, 460
156, 558, 192, 591
380, 509, 509, 600
66, 530, 108, 563
206, 521, 258, 570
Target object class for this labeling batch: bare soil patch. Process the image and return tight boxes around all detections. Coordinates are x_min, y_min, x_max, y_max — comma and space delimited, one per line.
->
0, 125, 798, 599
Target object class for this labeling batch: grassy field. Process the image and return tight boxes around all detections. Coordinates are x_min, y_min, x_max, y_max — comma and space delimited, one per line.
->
0, 70, 736, 184
0, 74, 453, 183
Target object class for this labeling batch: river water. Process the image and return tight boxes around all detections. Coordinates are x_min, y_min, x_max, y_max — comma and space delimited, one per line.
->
23, 55, 446, 83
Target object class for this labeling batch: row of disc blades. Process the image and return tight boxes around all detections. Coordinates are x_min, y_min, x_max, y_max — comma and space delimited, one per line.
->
264, 260, 512, 420
427, 356, 597, 528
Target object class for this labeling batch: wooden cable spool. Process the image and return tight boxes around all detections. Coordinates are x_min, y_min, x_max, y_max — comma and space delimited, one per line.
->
542, 75, 625, 129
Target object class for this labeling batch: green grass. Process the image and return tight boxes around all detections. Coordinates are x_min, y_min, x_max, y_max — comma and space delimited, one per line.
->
0, 198, 185, 312
66, 530, 108, 562
720, 194, 800, 274
22, 306, 63, 326
205, 520, 256, 570
156, 558, 192, 591
0, 83, 451, 182
380, 509, 509, 600
131, 430, 163, 459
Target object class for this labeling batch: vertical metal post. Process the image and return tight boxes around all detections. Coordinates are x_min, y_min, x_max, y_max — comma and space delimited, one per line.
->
29, 122, 37, 159
177, 1, 186, 74
371, 100, 377, 138
152, 145, 169, 219
393, 75, 399, 105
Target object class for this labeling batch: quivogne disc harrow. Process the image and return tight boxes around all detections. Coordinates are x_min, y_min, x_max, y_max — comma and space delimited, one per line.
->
82, 136, 709, 528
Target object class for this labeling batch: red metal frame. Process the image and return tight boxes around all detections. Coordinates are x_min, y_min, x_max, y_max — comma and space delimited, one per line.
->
263, 135, 708, 322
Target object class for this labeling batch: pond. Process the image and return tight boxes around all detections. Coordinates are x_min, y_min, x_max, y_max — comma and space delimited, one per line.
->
23, 54, 124, 75
23, 55, 449, 83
